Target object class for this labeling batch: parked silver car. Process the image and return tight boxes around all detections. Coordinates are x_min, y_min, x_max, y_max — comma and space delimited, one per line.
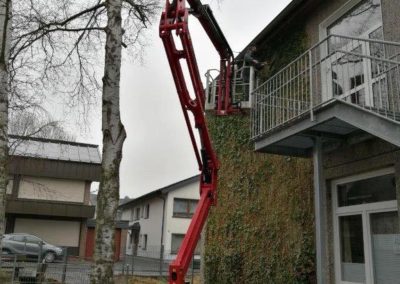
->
1, 233, 64, 262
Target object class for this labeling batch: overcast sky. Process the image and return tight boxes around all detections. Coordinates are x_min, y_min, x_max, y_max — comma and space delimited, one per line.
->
77, 0, 292, 198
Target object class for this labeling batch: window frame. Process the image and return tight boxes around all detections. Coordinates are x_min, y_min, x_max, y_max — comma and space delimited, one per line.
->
130, 208, 135, 221
171, 233, 201, 255
144, 204, 150, 219
143, 234, 147, 250
172, 198, 199, 218
135, 207, 141, 220
331, 167, 398, 284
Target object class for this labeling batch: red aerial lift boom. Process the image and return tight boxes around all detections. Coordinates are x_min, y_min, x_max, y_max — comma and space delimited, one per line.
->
159, 0, 234, 283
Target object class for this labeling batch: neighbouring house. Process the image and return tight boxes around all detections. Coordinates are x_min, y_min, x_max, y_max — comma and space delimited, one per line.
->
119, 175, 201, 260
5, 135, 101, 257
233, 0, 400, 283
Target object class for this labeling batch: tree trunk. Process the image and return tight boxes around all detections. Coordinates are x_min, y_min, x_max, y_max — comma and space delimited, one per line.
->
0, 0, 10, 237
91, 0, 126, 283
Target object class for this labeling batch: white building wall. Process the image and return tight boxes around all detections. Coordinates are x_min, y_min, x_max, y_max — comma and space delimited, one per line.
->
122, 197, 164, 257
18, 176, 85, 203
164, 180, 200, 259
136, 198, 164, 255
120, 177, 200, 259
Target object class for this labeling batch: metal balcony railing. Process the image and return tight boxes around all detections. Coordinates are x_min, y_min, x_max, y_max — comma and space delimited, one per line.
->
251, 34, 400, 140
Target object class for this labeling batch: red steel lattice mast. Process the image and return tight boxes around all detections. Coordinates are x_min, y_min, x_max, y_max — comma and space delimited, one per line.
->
159, 0, 234, 283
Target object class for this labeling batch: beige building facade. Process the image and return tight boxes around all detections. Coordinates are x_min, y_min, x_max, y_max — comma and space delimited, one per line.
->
5, 135, 101, 256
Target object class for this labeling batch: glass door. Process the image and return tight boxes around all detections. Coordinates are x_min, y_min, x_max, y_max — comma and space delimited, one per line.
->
332, 169, 398, 284
324, 0, 385, 107
329, 43, 370, 105
369, 211, 400, 283
339, 214, 367, 283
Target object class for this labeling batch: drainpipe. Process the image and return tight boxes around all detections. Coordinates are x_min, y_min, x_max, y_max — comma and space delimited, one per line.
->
313, 137, 327, 284
159, 194, 167, 258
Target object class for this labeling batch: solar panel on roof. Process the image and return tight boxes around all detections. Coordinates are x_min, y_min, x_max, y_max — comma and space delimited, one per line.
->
8, 137, 101, 164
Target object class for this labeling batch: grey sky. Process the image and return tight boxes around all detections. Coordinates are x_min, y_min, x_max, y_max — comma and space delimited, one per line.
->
80, 0, 292, 198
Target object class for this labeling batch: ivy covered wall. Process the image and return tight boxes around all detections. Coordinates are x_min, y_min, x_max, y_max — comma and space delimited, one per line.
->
203, 24, 316, 284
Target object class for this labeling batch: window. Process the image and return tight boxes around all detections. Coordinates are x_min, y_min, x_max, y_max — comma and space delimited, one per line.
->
171, 234, 200, 255
143, 234, 148, 250
327, 0, 383, 48
128, 232, 132, 248
144, 204, 150, 219
332, 169, 399, 284
135, 207, 141, 220
130, 208, 135, 221
321, 0, 386, 107
173, 198, 198, 218
11, 235, 25, 242
116, 209, 122, 221
337, 174, 396, 206
25, 235, 41, 244
6, 177, 13, 195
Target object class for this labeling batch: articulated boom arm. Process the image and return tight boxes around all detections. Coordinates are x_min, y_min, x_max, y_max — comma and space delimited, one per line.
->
159, 1, 232, 283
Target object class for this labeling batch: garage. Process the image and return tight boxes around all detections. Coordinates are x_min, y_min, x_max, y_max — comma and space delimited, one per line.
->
14, 218, 81, 253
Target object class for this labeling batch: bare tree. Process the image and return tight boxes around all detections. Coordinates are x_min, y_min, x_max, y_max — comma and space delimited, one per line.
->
92, 2, 158, 281
8, 1, 158, 282
92, 2, 126, 281
9, 108, 75, 141
0, 0, 10, 236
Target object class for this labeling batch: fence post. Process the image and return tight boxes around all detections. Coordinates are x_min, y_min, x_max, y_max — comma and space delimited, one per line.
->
0, 234, 3, 272
308, 49, 314, 121
159, 245, 164, 277
38, 241, 43, 264
11, 254, 17, 284
131, 247, 135, 275
125, 265, 129, 284
123, 253, 128, 275
61, 247, 68, 284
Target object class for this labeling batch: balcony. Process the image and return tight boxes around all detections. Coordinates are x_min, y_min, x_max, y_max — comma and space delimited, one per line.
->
251, 34, 400, 156
6, 198, 95, 218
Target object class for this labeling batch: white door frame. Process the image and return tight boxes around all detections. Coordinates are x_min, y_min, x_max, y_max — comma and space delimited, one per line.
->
331, 168, 398, 284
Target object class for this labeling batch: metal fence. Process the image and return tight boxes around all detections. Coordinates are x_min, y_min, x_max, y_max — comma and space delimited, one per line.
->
251, 34, 400, 139
0, 247, 200, 283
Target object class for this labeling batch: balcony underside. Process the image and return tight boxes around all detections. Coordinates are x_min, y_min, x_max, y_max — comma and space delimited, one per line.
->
254, 100, 400, 157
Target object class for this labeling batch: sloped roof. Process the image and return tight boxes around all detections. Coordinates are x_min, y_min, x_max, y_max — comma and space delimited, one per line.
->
238, 0, 308, 59
9, 135, 101, 164
90, 193, 132, 207
119, 175, 200, 209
